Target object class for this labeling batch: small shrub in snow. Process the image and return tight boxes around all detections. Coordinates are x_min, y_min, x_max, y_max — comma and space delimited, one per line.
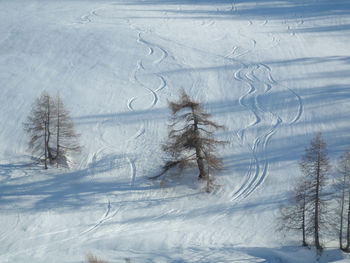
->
85, 253, 108, 263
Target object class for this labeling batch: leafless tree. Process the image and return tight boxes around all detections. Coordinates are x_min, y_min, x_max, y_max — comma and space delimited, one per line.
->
24, 91, 55, 169
278, 177, 311, 247
299, 133, 331, 252
336, 150, 350, 252
24, 91, 80, 169
54, 92, 81, 167
154, 90, 226, 192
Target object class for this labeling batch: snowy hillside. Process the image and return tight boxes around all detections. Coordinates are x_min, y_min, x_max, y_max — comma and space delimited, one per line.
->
1, 0, 350, 262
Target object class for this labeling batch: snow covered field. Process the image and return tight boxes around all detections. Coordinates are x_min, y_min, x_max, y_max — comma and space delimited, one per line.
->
1, 0, 350, 262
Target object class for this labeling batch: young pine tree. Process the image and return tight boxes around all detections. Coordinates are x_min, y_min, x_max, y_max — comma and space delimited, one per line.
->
158, 90, 226, 192
299, 133, 330, 252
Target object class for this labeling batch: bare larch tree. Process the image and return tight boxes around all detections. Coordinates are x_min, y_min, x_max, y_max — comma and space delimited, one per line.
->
54, 92, 81, 167
278, 177, 311, 247
24, 91, 55, 169
336, 150, 350, 252
24, 91, 80, 169
299, 133, 330, 252
156, 90, 226, 191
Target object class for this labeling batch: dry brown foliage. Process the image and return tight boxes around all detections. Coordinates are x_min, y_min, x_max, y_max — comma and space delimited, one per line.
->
154, 89, 227, 192
85, 253, 108, 263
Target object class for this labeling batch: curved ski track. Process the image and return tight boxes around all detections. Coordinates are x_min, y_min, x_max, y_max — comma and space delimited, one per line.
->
129, 32, 169, 110
5, 5, 307, 256
77, 3, 303, 206
218, 12, 303, 201
124, 22, 169, 187
230, 55, 302, 202
79, 5, 170, 190
74, 5, 146, 237
80, 199, 120, 236
77, 6, 105, 24
73, 7, 171, 238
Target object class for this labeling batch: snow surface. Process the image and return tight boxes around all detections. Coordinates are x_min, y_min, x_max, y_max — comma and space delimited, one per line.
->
1, 0, 350, 262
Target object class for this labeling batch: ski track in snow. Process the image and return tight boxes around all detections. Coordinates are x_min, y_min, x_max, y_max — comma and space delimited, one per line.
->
79, 199, 121, 236
130, 31, 169, 110
262, 63, 303, 124
19, 0, 304, 243
75, 5, 172, 195
231, 60, 302, 202
138, 34, 169, 65
221, 16, 303, 201
8, 199, 121, 256
30, 2, 304, 208
130, 125, 146, 141
72, 5, 147, 237
123, 17, 169, 187
4, 1, 347, 261
127, 97, 137, 111
155, 74, 167, 92
84, 128, 122, 235
127, 157, 137, 186
77, 6, 103, 24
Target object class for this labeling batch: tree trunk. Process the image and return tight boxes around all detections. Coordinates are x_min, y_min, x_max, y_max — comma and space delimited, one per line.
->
192, 108, 208, 181
340, 173, 346, 250
346, 180, 350, 252
195, 145, 207, 180
302, 194, 307, 247
44, 121, 48, 170
315, 151, 321, 251
56, 96, 60, 168
47, 98, 53, 164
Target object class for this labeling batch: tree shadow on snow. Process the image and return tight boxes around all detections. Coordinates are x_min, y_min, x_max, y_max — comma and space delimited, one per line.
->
0, 160, 40, 179
2, 54, 350, 212
113, 0, 350, 28
110, 245, 346, 263
0, 153, 158, 211
241, 246, 345, 263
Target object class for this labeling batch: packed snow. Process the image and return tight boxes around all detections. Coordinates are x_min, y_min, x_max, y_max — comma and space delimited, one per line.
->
1, 0, 350, 262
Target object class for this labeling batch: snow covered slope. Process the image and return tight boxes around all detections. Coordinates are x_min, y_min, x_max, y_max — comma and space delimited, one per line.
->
1, 0, 350, 262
